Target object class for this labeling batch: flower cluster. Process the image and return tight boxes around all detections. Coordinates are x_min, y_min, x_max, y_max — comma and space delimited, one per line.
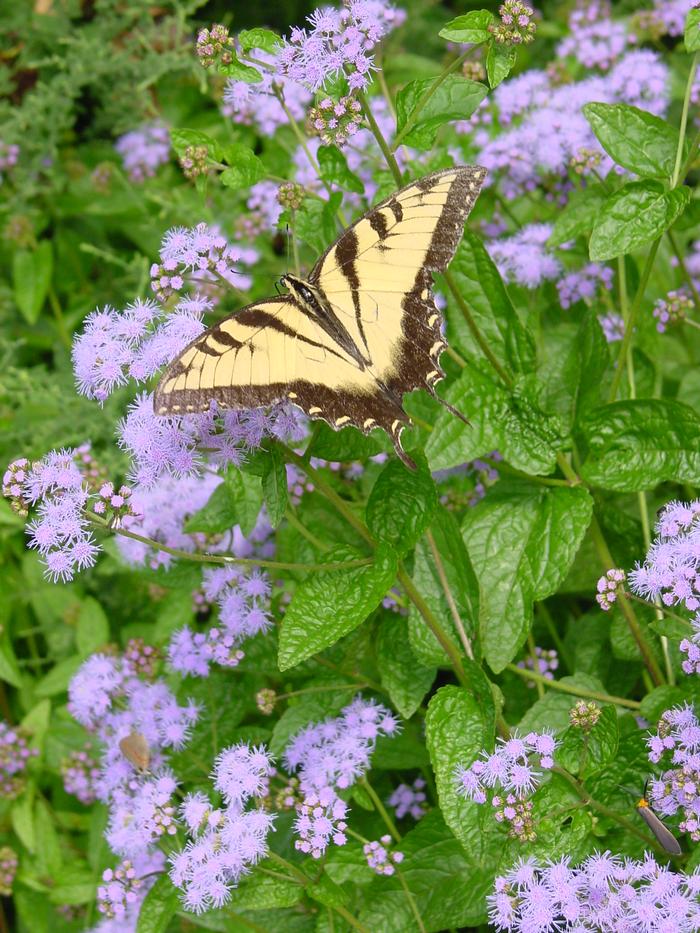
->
569, 700, 602, 732
387, 778, 427, 821
0, 848, 18, 896
455, 732, 556, 810
222, 48, 311, 136
595, 568, 626, 611
488, 225, 561, 288
61, 745, 101, 805
169, 744, 275, 913
106, 770, 179, 856
256, 688, 277, 715
124, 639, 161, 679
168, 564, 272, 677
557, 1, 629, 71
115, 124, 170, 183
307, 94, 363, 147
0, 722, 37, 798
557, 263, 613, 309
179, 145, 209, 180
599, 311, 624, 343
95, 851, 164, 927
284, 697, 400, 857
2, 458, 30, 516
150, 223, 257, 303
493, 794, 536, 842
364, 836, 404, 875
278, 1, 406, 91
653, 288, 693, 333
647, 703, 700, 840
680, 617, 700, 676
629, 500, 700, 611
488, 851, 700, 931
517, 646, 559, 685
195, 24, 235, 69
489, 1, 536, 47
72, 297, 206, 403
0, 140, 19, 177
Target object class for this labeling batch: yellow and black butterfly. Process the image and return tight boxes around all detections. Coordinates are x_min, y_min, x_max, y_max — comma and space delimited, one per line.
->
154, 165, 487, 468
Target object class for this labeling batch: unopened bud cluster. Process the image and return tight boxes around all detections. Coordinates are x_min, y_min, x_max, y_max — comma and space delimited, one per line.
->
74, 443, 110, 492
569, 700, 601, 733
653, 289, 693, 333
256, 688, 277, 715
493, 793, 536, 842
363, 835, 404, 875
277, 181, 305, 211
307, 95, 363, 147
462, 61, 486, 82
124, 638, 161, 679
3, 458, 31, 516
489, 1, 536, 45
179, 145, 209, 180
0, 847, 18, 896
196, 24, 235, 69
596, 568, 626, 611
570, 148, 602, 175
92, 482, 136, 526
4, 214, 33, 247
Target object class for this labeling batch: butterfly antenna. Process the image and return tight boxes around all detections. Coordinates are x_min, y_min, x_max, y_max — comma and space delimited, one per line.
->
428, 386, 471, 426
286, 222, 291, 276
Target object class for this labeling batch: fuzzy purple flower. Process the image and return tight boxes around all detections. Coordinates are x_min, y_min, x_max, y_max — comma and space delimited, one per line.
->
0, 140, 19, 177
596, 567, 626, 611
599, 311, 624, 342
364, 835, 404, 875
106, 770, 179, 856
647, 703, 700, 840
488, 851, 700, 931
488, 225, 561, 288
0, 722, 38, 798
222, 48, 311, 135
557, 262, 614, 309
115, 124, 170, 183
387, 778, 427, 821
558, 1, 629, 71
629, 500, 700, 612
62, 745, 101, 805
517, 646, 559, 685
97, 852, 164, 919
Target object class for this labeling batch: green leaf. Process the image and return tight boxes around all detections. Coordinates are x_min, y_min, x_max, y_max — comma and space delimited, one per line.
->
278, 544, 398, 670
0, 628, 22, 688
424, 686, 499, 860
136, 874, 178, 933
76, 596, 110, 657
578, 399, 700, 491
395, 75, 488, 149
11, 787, 35, 851
317, 145, 364, 194
21, 699, 50, 748
548, 184, 607, 247
224, 468, 264, 537
686, 8, 700, 50
34, 655, 82, 698
219, 145, 266, 189
583, 103, 680, 179
439, 10, 494, 43
184, 482, 237, 534
306, 422, 389, 461
34, 800, 62, 876
425, 366, 563, 474
13, 240, 53, 324
376, 614, 436, 718
360, 810, 499, 931
295, 193, 343, 253
365, 456, 438, 555
170, 129, 221, 161
407, 507, 481, 667
557, 705, 619, 777
486, 42, 517, 88
218, 56, 263, 82
237, 28, 281, 54
261, 446, 288, 529
589, 181, 690, 261
445, 232, 536, 374
48, 864, 95, 905
306, 875, 348, 908
462, 482, 593, 672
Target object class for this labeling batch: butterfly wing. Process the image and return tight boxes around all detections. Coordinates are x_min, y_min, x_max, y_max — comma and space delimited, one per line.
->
309, 165, 487, 454
154, 297, 387, 429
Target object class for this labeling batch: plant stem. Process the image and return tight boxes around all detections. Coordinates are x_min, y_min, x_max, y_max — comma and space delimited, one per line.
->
526, 632, 545, 700
627, 593, 693, 629
443, 270, 513, 388
425, 530, 475, 660
397, 868, 427, 933
391, 48, 475, 151
506, 663, 641, 709
608, 237, 662, 402
90, 513, 370, 573
360, 775, 402, 842
277, 683, 364, 701
397, 566, 469, 688
667, 228, 700, 312
589, 516, 665, 686
284, 507, 328, 551
672, 51, 699, 188
357, 90, 403, 185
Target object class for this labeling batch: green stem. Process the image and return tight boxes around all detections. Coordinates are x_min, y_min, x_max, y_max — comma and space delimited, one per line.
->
277, 683, 364, 701
672, 51, 699, 187
667, 228, 700, 312
284, 507, 328, 551
589, 516, 665, 686
526, 632, 545, 700
443, 269, 513, 388
506, 663, 641, 709
397, 566, 469, 688
608, 237, 662, 402
360, 775, 401, 842
425, 530, 475, 660
357, 89, 403, 185
90, 513, 370, 573
391, 48, 475, 151
396, 868, 427, 933
537, 602, 574, 673
627, 593, 693, 630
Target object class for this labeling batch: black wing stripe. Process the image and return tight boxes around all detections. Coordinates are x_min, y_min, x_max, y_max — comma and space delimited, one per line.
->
332, 227, 369, 356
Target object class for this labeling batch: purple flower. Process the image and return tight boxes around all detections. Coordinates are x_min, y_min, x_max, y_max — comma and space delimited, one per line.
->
653, 288, 693, 333
106, 771, 179, 856
517, 646, 559, 685
595, 567, 626, 611
651, 0, 696, 38
557, 262, 614, 309
61, 745, 101, 805
647, 703, 700, 839
488, 225, 561, 288
168, 743, 275, 913
488, 851, 700, 931
680, 616, 700, 675
599, 311, 625, 342
222, 48, 311, 135
284, 696, 400, 857
0, 140, 19, 181
629, 500, 700, 612
558, 2, 630, 71
364, 835, 404, 875
0, 848, 17, 897
115, 124, 170, 183
387, 778, 427, 820
0, 722, 38, 798
97, 851, 164, 919
278, 0, 405, 92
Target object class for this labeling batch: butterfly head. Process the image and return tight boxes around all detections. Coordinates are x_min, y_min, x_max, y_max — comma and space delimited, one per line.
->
280, 274, 319, 308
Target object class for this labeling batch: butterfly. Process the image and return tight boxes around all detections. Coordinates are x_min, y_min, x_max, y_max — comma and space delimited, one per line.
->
154, 165, 487, 468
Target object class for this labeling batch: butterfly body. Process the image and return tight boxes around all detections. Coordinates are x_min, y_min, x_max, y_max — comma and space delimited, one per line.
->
154, 166, 487, 466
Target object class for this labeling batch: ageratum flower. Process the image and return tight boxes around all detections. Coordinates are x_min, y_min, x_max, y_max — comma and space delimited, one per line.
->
488, 225, 561, 288
629, 500, 700, 612
557, 263, 614, 309
387, 778, 427, 821
557, 1, 629, 71
222, 48, 311, 136
115, 124, 170, 183
646, 703, 700, 840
